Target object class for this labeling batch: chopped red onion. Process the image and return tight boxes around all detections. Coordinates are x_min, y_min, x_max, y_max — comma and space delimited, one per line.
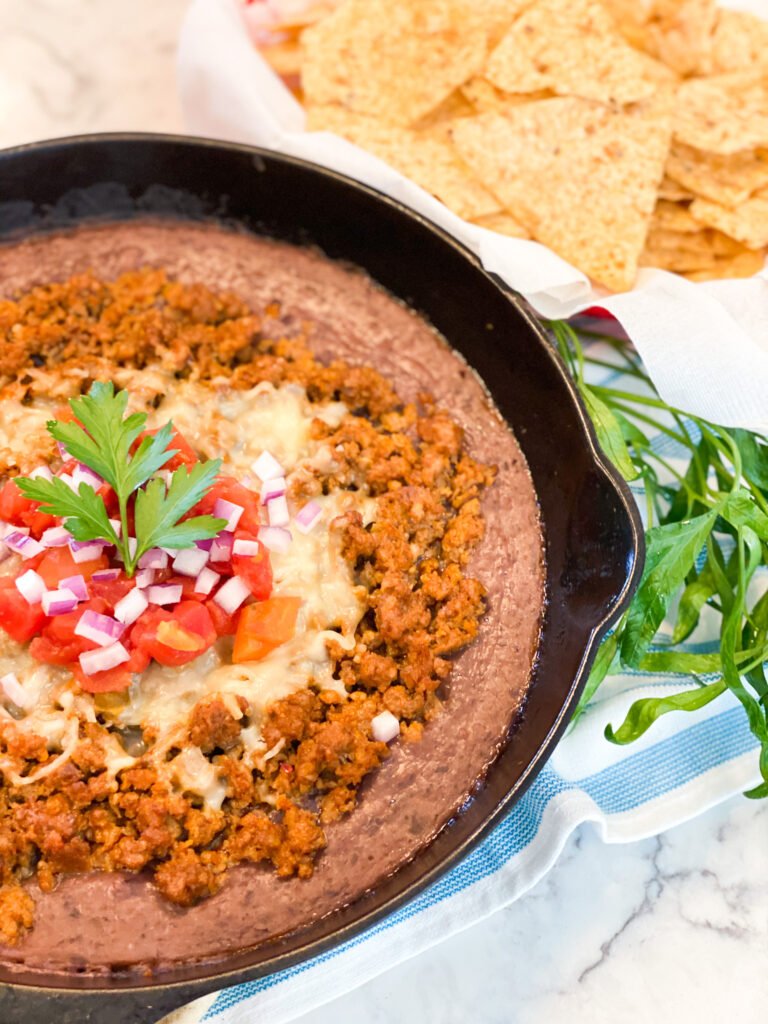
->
91, 568, 121, 582
0, 521, 28, 538
41, 587, 79, 616
195, 538, 214, 552
260, 477, 287, 502
146, 584, 183, 606
61, 473, 79, 493
15, 569, 46, 605
114, 587, 148, 625
127, 537, 137, 559
158, 469, 173, 487
56, 441, 70, 460
193, 566, 220, 596
134, 568, 155, 589
69, 537, 106, 552
251, 449, 284, 481
294, 500, 322, 534
59, 574, 88, 602
371, 710, 400, 744
0, 541, 9, 565
41, 525, 71, 547
79, 641, 130, 676
71, 542, 106, 563
257, 526, 293, 554
5, 530, 45, 559
138, 548, 168, 570
108, 518, 122, 539
1, 672, 29, 709
75, 609, 125, 647
213, 576, 250, 615
267, 494, 290, 527
212, 498, 244, 532
29, 465, 53, 482
73, 464, 103, 490
209, 531, 233, 562
232, 538, 261, 557
172, 547, 209, 577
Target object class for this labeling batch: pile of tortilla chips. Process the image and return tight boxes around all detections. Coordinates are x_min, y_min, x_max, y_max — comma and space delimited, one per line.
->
248, 0, 768, 292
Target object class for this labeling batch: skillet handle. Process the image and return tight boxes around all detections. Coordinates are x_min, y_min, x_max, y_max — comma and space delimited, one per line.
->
0, 983, 205, 1024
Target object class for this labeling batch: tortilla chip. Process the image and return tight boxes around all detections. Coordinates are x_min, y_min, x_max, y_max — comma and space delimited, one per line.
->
301, 0, 490, 126
644, 225, 749, 258
665, 143, 768, 207
709, 10, 768, 75
683, 251, 766, 281
305, 104, 501, 220
260, 38, 303, 78
643, 0, 717, 77
689, 194, 768, 250
471, 211, 530, 239
412, 90, 475, 131
450, 94, 672, 291
673, 72, 768, 155
651, 199, 701, 233
600, 0, 656, 49
658, 175, 694, 201
484, 0, 659, 106
460, 78, 553, 114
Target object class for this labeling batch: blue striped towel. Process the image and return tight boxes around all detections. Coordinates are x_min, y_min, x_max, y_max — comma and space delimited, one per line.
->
176, 334, 760, 1024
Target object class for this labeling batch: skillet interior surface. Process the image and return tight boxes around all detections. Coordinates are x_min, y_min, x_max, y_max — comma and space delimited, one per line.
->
0, 135, 643, 1024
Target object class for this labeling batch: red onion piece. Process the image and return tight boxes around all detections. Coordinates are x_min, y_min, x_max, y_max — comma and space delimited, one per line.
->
5, 530, 45, 559
1, 672, 29, 709
258, 526, 293, 554
56, 441, 70, 460
75, 609, 126, 647
79, 641, 130, 676
91, 568, 121, 582
267, 494, 290, 527
210, 532, 233, 562
0, 522, 28, 538
195, 538, 214, 552
213, 576, 250, 615
134, 568, 155, 589
138, 548, 168, 570
15, 569, 46, 605
371, 710, 400, 743
73, 464, 103, 490
193, 566, 220, 596
71, 542, 106, 563
29, 465, 54, 482
108, 518, 122, 539
0, 541, 9, 565
213, 498, 244, 532
114, 588, 148, 625
41, 525, 71, 547
146, 584, 183, 606
294, 500, 322, 534
232, 538, 261, 557
59, 574, 88, 602
251, 449, 284, 482
69, 537, 106, 552
260, 477, 287, 502
41, 587, 79, 615
172, 547, 209, 577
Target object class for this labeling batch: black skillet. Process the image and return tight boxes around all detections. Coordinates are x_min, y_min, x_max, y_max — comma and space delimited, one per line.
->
0, 135, 644, 1024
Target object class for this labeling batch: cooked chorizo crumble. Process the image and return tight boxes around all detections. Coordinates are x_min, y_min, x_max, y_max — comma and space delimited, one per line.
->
0, 268, 495, 941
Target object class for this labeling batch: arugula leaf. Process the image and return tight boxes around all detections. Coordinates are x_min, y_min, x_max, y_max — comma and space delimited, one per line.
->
580, 386, 638, 481
17, 476, 118, 545
605, 680, 727, 744
15, 381, 227, 576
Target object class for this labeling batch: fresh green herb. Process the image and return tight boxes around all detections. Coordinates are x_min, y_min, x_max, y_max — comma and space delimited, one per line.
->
16, 382, 227, 576
550, 320, 768, 798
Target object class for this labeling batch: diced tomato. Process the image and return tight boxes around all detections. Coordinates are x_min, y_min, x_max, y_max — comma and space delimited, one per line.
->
232, 596, 301, 663
88, 574, 135, 612
71, 640, 150, 692
36, 547, 109, 589
231, 530, 272, 600
0, 578, 48, 642
0, 480, 55, 538
205, 597, 241, 636
30, 596, 109, 665
189, 476, 261, 533
131, 600, 216, 667
133, 426, 198, 471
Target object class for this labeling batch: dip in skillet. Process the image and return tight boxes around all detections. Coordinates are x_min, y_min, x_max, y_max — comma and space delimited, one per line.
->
0, 222, 544, 971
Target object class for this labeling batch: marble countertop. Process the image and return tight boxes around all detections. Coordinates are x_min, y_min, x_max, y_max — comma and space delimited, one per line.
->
2, 2, 768, 1022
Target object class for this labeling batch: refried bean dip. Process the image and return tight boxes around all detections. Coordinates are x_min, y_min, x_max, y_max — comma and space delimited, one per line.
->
0, 222, 543, 972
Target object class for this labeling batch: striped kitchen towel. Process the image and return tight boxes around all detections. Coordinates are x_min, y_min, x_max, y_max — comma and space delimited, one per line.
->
173, 331, 761, 1024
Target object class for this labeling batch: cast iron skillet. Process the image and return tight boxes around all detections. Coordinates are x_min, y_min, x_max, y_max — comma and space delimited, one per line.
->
0, 135, 644, 1024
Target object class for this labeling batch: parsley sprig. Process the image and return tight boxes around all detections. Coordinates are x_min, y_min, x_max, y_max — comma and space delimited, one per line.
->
551, 320, 768, 798
17, 382, 227, 577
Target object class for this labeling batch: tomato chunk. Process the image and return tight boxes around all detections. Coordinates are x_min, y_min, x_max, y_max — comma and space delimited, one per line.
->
190, 476, 261, 533
0, 480, 55, 538
30, 596, 109, 665
232, 596, 301, 663
0, 578, 47, 643
36, 547, 109, 589
231, 531, 272, 600
131, 600, 216, 667
205, 597, 240, 636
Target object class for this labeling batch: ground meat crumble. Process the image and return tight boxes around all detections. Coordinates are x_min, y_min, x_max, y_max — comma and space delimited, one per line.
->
0, 268, 496, 941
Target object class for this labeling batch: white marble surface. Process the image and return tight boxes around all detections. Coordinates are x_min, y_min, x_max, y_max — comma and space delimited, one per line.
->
2, 2, 768, 1022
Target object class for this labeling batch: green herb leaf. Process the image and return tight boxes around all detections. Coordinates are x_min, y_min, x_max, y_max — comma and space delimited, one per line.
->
580, 386, 639, 481
133, 464, 227, 558
16, 476, 118, 545
605, 679, 727, 744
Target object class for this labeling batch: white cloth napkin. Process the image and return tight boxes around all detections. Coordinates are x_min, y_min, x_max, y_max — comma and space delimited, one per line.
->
177, 0, 768, 433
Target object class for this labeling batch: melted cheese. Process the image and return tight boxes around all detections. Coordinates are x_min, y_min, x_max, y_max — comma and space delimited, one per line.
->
0, 375, 369, 807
